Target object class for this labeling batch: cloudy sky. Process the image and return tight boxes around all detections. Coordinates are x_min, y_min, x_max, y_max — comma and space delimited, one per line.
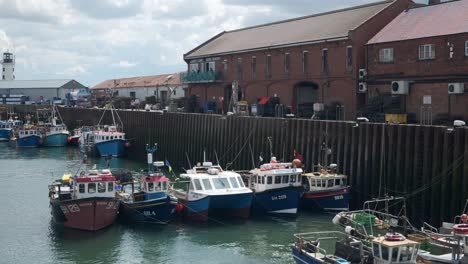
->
0, 0, 426, 86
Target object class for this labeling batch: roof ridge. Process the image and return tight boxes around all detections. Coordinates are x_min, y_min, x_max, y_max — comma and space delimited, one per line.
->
226, 0, 393, 34
409, 0, 461, 10
104, 72, 183, 82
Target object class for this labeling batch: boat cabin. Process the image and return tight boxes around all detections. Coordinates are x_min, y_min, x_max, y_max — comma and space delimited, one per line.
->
47, 124, 68, 134
372, 234, 419, 264
244, 163, 303, 192
0, 122, 12, 129
94, 132, 125, 142
140, 174, 170, 193
186, 162, 224, 174
18, 129, 38, 138
73, 169, 116, 199
181, 170, 246, 193
302, 165, 348, 192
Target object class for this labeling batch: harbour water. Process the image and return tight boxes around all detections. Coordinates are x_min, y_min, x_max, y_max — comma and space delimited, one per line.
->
0, 144, 337, 264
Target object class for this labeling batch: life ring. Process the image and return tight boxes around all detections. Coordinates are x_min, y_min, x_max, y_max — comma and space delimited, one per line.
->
461, 214, 468, 223
385, 233, 405, 241
453, 224, 468, 235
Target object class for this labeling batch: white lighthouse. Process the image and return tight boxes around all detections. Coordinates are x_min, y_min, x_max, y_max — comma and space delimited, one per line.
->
1, 51, 15, 81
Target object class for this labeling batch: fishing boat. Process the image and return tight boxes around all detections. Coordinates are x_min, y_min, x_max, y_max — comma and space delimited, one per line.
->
0, 121, 12, 141
15, 126, 42, 148
93, 105, 127, 157
79, 126, 97, 155
301, 164, 350, 211
241, 157, 303, 215
48, 169, 119, 231
292, 230, 420, 264
116, 145, 178, 224
173, 161, 253, 222
68, 127, 83, 146
39, 105, 70, 147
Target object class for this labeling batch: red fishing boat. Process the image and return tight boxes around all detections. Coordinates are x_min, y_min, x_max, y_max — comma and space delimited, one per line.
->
49, 169, 119, 231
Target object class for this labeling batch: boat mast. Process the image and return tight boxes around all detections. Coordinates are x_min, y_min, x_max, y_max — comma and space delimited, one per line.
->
267, 137, 274, 160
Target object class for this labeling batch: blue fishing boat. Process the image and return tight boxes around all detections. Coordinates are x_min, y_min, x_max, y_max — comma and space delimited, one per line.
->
16, 127, 42, 147
301, 164, 350, 211
241, 157, 303, 215
117, 144, 178, 224
93, 105, 127, 157
173, 161, 253, 222
42, 105, 70, 147
0, 121, 12, 141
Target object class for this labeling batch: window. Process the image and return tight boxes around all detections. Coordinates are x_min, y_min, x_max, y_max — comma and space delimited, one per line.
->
419, 44, 435, 60
267, 176, 272, 184
98, 182, 106, 193
328, 179, 334, 188
373, 243, 381, 258
108, 182, 114, 192
162, 181, 167, 190
391, 248, 398, 262
212, 178, 229, 189
381, 246, 389, 261
379, 48, 394, 63
275, 176, 281, 184
335, 179, 341, 186
202, 179, 213, 190
229, 177, 239, 188
88, 183, 96, 193
266, 54, 272, 79
322, 48, 329, 74
2, 68, 4, 72
346, 46, 353, 71
251, 56, 256, 80
223, 59, 228, 72
130, 91, 136, 98
465, 41, 468, 56
2, 75, 4, 80
148, 182, 154, 191
237, 57, 243, 80
237, 176, 245, 187
284, 52, 290, 77
206, 61, 215, 72
79, 184, 85, 193
193, 179, 203, 190
282, 175, 289, 184
290, 175, 296, 183
261, 176, 265, 184
189, 63, 199, 72
303, 51, 309, 75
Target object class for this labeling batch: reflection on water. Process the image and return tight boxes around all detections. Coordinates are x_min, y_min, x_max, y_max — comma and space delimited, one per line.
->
0, 144, 336, 264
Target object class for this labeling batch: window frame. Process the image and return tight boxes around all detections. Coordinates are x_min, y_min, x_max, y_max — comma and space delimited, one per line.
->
88, 183, 96, 194
251, 56, 257, 80
302, 50, 309, 75
322, 48, 329, 74
237, 57, 243, 80
379, 48, 394, 63
266, 54, 272, 79
346, 46, 353, 72
419, 44, 435, 60
284, 52, 290, 77
79, 184, 85, 193
465, 41, 468, 56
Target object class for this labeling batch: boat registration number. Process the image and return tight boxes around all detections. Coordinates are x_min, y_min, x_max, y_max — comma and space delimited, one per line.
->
144, 211, 156, 216
271, 195, 287, 201
334, 195, 344, 200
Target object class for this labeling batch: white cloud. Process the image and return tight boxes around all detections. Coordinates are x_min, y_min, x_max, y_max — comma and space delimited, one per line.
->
60, 65, 87, 75
114, 60, 138, 68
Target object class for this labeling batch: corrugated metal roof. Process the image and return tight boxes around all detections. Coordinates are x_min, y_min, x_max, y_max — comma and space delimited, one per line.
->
0, 79, 78, 89
185, 1, 394, 59
92, 72, 185, 90
368, 0, 468, 44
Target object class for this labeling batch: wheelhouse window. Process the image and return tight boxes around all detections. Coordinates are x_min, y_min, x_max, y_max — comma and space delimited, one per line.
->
303, 50, 309, 75
202, 179, 213, 190
419, 44, 435, 60
274, 176, 281, 184
237, 57, 243, 80
237, 177, 245, 187
251, 56, 256, 80
327, 179, 334, 188
373, 243, 380, 258
284, 52, 290, 77
98, 182, 106, 193
212, 178, 229, 189
282, 175, 289, 184
108, 182, 114, 192
346, 46, 353, 71
148, 182, 154, 192
130, 91, 136, 98
88, 183, 96, 193
266, 54, 272, 79
379, 48, 394, 63
290, 175, 296, 183
335, 179, 341, 186
267, 176, 272, 184
381, 246, 389, 261
229, 177, 239, 188
193, 179, 203, 191
79, 184, 85, 193
322, 48, 329, 74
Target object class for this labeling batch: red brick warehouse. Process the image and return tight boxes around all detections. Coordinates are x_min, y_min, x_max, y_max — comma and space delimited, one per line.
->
182, 0, 412, 119
365, 0, 468, 123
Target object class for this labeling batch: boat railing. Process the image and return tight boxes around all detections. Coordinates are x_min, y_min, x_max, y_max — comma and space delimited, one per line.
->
294, 231, 351, 258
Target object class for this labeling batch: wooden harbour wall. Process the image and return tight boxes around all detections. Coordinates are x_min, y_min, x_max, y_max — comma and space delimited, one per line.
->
58, 107, 468, 226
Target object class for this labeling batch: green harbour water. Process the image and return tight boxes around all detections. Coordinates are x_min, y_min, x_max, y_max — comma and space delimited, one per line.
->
0, 143, 337, 264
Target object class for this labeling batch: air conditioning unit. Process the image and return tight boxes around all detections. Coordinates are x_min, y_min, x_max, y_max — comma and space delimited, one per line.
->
391, 81, 410, 95
359, 69, 367, 80
358, 82, 367, 93
448, 83, 464, 94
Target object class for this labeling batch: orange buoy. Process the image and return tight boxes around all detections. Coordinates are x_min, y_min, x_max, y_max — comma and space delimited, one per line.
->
175, 204, 184, 214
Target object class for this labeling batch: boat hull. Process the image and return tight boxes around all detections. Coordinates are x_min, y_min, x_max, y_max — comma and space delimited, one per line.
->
69, 136, 80, 146
119, 196, 177, 224
292, 246, 323, 264
179, 196, 210, 222
0, 129, 11, 142
50, 197, 119, 231
44, 133, 69, 147
302, 187, 351, 211
95, 139, 125, 157
209, 192, 253, 219
252, 186, 300, 215
17, 135, 41, 148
